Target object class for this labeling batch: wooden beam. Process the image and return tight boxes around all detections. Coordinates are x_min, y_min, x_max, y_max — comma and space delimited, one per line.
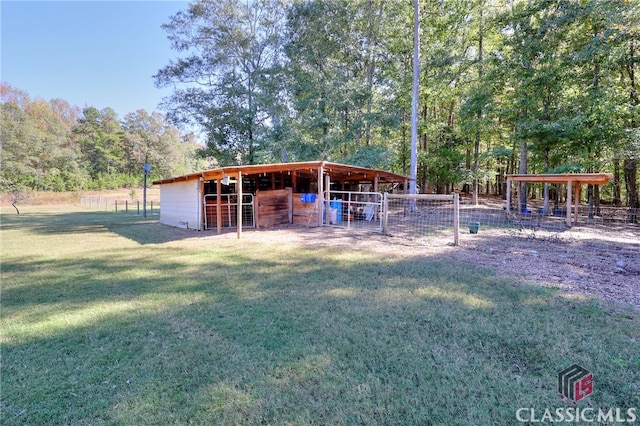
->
198, 177, 204, 231
325, 174, 331, 224
237, 171, 243, 239
566, 180, 572, 227
216, 177, 222, 234
317, 166, 323, 227
574, 183, 581, 226
288, 187, 293, 224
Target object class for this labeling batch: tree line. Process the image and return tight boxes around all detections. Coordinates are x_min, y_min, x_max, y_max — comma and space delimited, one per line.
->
1, 0, 638, 210
155, 0, 639, 208
0, 83, 205, 192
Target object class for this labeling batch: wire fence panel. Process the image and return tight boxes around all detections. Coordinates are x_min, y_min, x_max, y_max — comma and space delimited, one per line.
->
80, 196, 159, 216
459, 203, 639, 233
383, 193, 459, 246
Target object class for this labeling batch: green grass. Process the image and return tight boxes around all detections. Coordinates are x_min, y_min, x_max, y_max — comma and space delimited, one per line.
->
1, 205, 639, 425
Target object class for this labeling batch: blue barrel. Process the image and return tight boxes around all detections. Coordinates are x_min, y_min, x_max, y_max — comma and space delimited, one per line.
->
329, 200, 343, 223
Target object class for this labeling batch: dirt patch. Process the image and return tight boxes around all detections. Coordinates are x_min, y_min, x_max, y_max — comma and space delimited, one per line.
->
208, 224, 640, 310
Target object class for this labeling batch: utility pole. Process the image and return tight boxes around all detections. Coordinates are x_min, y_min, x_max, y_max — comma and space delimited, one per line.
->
410, 0, 420, 208
143, 163, 151, 218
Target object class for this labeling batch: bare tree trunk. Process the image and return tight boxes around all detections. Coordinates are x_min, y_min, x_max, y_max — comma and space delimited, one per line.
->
472, 6, 484, 206
613, 158, 622, 206
519, 140, 527, 211
543, 147, 550, 213
624, 159, 639, 223
624, 40, 638, 222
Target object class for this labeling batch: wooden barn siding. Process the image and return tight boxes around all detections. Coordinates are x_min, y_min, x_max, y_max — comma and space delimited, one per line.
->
293, 193, 319, 226
256, 188, 292, 229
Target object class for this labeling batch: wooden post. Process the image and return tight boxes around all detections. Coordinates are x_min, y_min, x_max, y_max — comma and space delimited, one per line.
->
237, 171, 243, 239
292, 170, 297, 192
317, 165, 324, 226
325, 174, 331, 224
198, 177, 204, 231
566, 180, 572, 227
373, 175, 379, 220
453, 193, 459, 246
382, 192, 389, 234
288, 187, 293, 224
506, 178, 511, 213
216, 177, 222, 233
574, 183, 581, 226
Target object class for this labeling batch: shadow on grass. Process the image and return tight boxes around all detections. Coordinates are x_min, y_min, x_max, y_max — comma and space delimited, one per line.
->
2, 210, 639, 425
1, 209, 198, 245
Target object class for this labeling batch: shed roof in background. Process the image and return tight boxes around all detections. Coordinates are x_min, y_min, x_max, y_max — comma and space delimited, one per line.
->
506, 173, 613, 185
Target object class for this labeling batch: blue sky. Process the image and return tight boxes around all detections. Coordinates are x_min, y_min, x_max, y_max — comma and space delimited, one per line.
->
1, 1, 189, 118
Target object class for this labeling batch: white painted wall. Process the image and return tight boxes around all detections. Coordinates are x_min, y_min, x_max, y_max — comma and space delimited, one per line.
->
159, 179, 201, 230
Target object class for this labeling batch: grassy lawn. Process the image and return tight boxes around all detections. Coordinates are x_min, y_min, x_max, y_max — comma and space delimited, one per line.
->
1, 206, 639, 425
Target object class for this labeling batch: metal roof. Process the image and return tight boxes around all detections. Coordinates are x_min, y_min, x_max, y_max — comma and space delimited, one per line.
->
506, 173, 613, 185
153, 161, 409, 185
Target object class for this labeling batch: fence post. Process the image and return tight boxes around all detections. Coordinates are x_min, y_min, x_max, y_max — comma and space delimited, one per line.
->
137, 201, 140, 215
115, 200, 118, 213
453, 193, 459, 246
125, 200, 128, 213
382, 192, 389, 235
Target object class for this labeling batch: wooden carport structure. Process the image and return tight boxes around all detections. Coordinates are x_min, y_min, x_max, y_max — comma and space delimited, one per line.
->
153, 161, 409, 238
506, 173, 614, 227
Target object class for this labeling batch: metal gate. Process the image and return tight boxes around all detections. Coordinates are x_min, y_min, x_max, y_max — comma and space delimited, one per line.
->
323, 190, 383, 232
203, 193, 255, 230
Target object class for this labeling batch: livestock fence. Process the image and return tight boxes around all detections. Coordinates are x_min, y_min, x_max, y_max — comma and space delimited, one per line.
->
80, 196, 159, 216
322, 191, 461, 245
323, 190, 639, 244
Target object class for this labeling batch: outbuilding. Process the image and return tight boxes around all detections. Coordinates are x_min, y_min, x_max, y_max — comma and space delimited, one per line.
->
506, 173, 614, 226
153, 161, 409, 236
